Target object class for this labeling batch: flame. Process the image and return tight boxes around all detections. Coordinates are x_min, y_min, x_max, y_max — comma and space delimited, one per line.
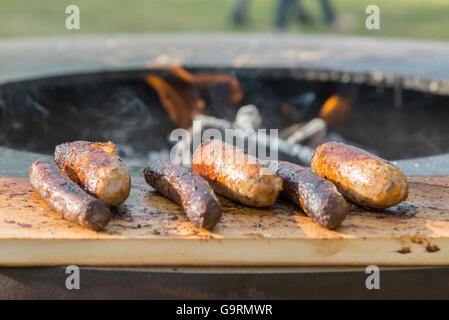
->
319, 89, 354, 126
145, 75, 192, 129
167, 66, 244, 104
145, 66, 244, 128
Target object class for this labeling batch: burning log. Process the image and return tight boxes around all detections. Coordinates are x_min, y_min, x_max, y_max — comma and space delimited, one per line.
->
234, 127, 315, 165
280, 88, 355, 149
285, 118, 327, 145
170, 105, 315, 166
233, 104, 262, 130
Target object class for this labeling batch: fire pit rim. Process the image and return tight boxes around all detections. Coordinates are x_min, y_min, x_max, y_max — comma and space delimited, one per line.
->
1, 34, 449, 95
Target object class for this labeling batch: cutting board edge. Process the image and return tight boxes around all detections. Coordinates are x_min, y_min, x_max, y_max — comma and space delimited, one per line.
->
0, 238, 447, 266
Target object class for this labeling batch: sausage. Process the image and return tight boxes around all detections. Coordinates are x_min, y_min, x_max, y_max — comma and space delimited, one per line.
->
55, 141, 131, 207
267, 160, 348, 229
311, 142, 408, 209
143, 160, 223, 229
191, 139, 283, 207
30, 159, 112, 230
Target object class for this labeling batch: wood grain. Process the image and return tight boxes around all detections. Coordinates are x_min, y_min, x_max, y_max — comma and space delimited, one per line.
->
1, 176, 449, 266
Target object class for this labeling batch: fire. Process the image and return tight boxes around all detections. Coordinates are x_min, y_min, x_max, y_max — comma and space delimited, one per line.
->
145, 66, 244, 129
145, 75, 192, 129
319, 89, 354, 126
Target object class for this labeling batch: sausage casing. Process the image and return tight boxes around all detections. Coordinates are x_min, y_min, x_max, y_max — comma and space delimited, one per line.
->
268, 160, 348, 229
311, 142, 408, 209
143, 160, 223, 229
30, 158, 112, 230
55, 141, 131, 207
191, 139, 283, 207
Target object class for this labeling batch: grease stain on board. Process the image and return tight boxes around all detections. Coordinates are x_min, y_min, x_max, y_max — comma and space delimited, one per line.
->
398, 236, 441, 253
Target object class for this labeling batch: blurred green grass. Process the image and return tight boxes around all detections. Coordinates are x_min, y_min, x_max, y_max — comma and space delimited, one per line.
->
1, 0, 448, 40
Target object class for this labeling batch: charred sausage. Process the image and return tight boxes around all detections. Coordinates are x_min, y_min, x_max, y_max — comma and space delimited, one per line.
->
143, 160, 223, 229
311, 142, 408, 209
55, 141, 131, 207
191, 139, 283, 207
30, 159, 112, 230
268, 160, 348, 229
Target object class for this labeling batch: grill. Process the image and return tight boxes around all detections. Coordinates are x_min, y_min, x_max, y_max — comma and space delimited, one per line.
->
1, 34, 449, 299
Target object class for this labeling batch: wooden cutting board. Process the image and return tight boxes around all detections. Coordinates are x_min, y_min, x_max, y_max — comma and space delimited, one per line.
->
0, 176, 449, 266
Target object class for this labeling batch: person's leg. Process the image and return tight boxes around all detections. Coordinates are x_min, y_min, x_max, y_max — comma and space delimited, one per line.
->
275, 0, 295, 29
296, 0, 313, 25
320, 0, 335, 25
232, 0, 251, 25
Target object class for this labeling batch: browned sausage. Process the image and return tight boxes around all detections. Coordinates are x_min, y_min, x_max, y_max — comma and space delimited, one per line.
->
143, 160, 222, 229
268, 160, 348, 229
311, 142, 408, 209
191, 139, 283, 207
30, 158, 112, 230
55, 141, 131, 207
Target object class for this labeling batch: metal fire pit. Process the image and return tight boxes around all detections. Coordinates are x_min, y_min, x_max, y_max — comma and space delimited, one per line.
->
1, 34, 449, 299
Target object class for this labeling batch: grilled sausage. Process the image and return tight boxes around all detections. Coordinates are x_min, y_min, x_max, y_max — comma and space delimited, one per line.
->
311, 142, 408, 209
268, 160, 348, 229
191, 139, 283, 207
55, 141, 131, 207
143, 160, 223, 229
30, 159, 112, 230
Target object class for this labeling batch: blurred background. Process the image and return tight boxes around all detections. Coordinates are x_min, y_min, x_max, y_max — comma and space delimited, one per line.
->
0, 0, 448, 40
